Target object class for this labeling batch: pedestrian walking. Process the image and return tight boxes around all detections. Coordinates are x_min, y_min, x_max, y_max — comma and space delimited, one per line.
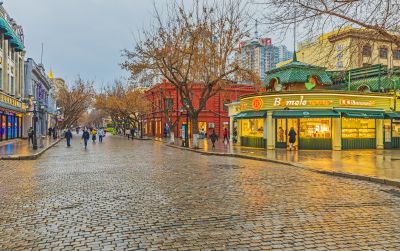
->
48, 127, 53, 137
288, 127, 297, 151
91, 128, 97, 143
130, 127, 135, 140
210, 130, 218, 149
98, 127, 105, 143
53, 127, 57, 139
65, 129, 73, 147
126, 129, 131, 139
27, 127, 34, 146
223, 128, 229, 147
82, 129, 90, 149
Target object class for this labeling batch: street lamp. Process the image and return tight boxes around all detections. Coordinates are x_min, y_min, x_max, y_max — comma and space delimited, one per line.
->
32, 100, 38, 150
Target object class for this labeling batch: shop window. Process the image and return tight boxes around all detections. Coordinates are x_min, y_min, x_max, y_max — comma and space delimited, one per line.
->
393, 122, 400, 138
362, 45, 372, 57
241, 118, 264, 137
299, 118, 331, 139
379, 47, 388, 59
384, 120, 392, 143
342, 118, 375, 138
164, 98, 173, 110
393, 50, 400, 60
198, 122, 207, 133
223, 99, 230, 111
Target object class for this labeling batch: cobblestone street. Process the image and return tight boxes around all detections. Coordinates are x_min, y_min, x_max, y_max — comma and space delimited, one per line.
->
1, 136, 400, 250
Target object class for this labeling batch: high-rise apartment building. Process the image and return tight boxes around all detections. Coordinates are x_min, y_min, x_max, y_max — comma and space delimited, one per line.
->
238, 36, 293, 81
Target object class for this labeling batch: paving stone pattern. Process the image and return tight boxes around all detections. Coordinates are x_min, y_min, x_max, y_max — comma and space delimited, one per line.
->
1, 136, 400, 250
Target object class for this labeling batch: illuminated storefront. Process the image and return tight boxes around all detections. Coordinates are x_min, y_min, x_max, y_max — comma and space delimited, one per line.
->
0, 93, 24, 142
230, 92, 399, 150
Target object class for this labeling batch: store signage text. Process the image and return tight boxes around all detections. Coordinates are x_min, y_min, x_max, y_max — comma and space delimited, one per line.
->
252, 98, 263, 110
340, 99, 375, 106
0, 93, 21, 108
273, 96, 333, 107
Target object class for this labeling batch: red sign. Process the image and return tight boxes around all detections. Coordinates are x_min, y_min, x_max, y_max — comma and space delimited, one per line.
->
252, 98, 263, 110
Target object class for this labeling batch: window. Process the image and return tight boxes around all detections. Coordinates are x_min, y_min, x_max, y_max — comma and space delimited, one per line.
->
164, 98, 173, 110
241, 118, 264, 137
393, 122, 400, 138
9, 76, 14, 95
362, 45, 372, 57
379, 47, 388, 59
393, 50, 400, 60
342, 118, 375, 139
299, 118, 331, 139
223, 99, 230, 111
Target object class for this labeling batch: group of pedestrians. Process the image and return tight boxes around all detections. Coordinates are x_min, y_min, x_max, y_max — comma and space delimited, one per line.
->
209, 128, 230, 149
63, 127, 106, 149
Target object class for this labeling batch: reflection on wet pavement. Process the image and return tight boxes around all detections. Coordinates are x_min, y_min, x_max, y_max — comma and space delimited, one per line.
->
0, 137, 57, 157
1, 136, 400, 249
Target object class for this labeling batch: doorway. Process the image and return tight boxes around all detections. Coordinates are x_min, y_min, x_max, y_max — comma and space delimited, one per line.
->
275, 118, 298, 149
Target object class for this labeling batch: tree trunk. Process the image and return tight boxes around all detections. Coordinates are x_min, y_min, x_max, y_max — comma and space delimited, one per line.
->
191, 115, 199, 149
168, 124, 175, 145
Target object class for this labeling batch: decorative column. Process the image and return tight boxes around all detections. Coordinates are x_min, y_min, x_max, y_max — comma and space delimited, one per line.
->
229, 116, 234, 142
267, 111, 275, 150
332, 117, 342, 151
237, 119, 241, 145
376, 119, 384, 149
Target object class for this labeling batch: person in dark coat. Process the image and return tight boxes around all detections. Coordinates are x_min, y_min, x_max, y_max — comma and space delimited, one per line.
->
82, 129, 90, 149
65, 129, 73, 147
288, 127, 297, 151
130, 128, 135, 140
210, 130, 218, 149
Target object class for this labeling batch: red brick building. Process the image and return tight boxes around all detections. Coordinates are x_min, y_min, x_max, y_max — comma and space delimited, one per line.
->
143, 81, 255, 138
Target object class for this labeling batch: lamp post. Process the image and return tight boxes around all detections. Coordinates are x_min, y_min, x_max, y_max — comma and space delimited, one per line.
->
32, 100, 38, 150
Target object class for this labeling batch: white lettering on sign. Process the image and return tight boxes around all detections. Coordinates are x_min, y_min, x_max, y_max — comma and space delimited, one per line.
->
340, 99, 375, 106
273, 96, 332, 107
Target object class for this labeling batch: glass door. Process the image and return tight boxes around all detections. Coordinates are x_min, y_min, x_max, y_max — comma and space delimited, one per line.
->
276, 118, 287, 148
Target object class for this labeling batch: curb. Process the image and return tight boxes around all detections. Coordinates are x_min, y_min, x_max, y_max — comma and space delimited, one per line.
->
166, 144, 400, 188
0, 139, 62, 161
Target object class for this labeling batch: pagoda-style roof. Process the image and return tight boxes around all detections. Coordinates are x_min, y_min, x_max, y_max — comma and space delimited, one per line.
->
264, 60, 333, 87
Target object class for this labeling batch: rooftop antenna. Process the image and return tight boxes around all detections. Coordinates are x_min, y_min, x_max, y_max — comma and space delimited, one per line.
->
40, 43, 44, 65
254, 19, 259, 40
293, 12, 297, 62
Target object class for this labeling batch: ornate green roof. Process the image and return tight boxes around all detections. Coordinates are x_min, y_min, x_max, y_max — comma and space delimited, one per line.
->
264, 60, 333, 87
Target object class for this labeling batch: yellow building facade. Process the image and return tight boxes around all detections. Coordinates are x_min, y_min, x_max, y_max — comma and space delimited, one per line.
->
278, 27, 400, 71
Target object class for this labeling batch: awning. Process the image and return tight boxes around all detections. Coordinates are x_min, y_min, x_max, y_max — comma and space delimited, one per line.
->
272, 110, 340, 118
235, 110, 266, 119
385, 112, 400, 119
335, 108, 385, 119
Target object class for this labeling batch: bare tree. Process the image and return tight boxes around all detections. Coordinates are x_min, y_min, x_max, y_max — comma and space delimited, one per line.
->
256, 0, 400, 47
56, 77, 94, 129
95, 81, 149, 135
122, 0, 257, 148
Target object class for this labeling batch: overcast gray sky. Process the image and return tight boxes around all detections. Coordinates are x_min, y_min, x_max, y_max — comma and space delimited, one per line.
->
5, 0, 155, 88
5, 0, 293, 89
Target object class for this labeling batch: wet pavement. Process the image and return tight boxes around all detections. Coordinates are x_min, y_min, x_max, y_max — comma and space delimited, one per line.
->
168, 138, 400, 182
0, 136, 58, 157
1, 136, 400, 250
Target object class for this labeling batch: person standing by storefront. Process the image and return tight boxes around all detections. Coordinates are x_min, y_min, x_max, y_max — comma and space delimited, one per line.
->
28, 127, 34, 146
65, 129, 73, 147
288, 127, 297, 151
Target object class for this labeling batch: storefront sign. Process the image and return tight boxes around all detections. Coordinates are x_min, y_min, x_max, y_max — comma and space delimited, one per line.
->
0, 93, 22, 108
340, 99, 375, 106
240, 92, 393, 112
273, 96, 333, 107
252, 98, 263, 110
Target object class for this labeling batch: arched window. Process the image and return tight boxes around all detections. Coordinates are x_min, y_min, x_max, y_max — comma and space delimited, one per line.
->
362, 45, 372, 57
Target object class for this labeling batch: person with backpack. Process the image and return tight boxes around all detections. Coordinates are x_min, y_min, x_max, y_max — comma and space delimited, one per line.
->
210, 130, 218, 149
65, 129, 73, 147
82, 129, 90, 149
